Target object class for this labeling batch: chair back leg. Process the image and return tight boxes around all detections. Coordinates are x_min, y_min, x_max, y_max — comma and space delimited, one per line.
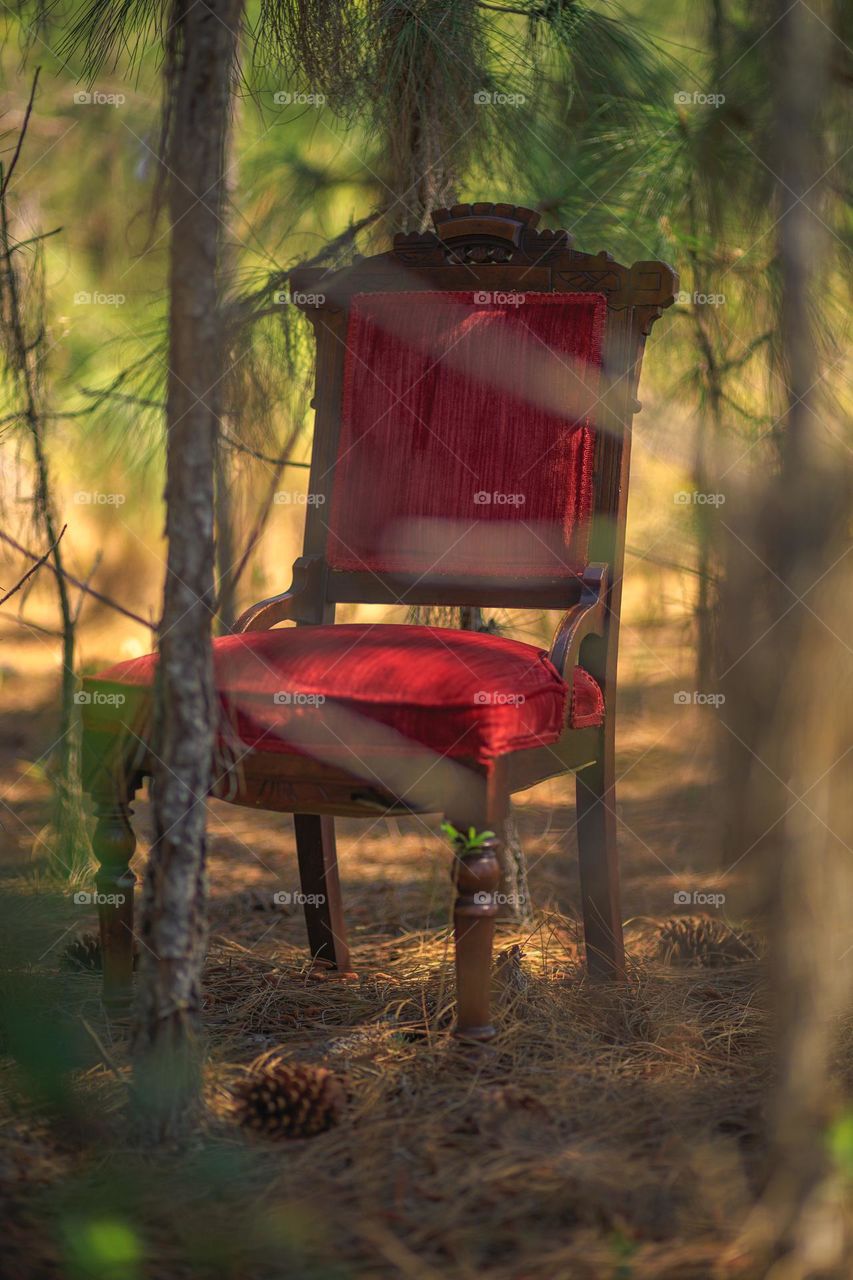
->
293, 813, 351, 972
575, 730, 626, 980
92, 782, 138, 1009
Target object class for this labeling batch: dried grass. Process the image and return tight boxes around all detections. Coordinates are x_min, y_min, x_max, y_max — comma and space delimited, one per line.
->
1, 906, 782, 1280
0, 613, 828, 1279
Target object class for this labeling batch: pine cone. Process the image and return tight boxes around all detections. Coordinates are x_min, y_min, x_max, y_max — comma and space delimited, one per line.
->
495, 944, 530, 1000
657, 916, 759, 968
233, 1057, 344, 1139
61, 932, 138, 972
62, 932, 102, 971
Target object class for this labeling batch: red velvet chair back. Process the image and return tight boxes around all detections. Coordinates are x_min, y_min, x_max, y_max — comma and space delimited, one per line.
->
326, 290, 606, 582
290, 203, 677, 613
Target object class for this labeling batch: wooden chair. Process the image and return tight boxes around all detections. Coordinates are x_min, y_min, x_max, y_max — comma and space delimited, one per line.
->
81, 203, 677, 1040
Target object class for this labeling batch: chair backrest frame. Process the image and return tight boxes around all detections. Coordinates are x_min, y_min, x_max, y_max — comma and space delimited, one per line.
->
288, 203, 677, 695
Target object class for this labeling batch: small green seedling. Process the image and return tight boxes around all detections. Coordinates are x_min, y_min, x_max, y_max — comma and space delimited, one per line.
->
440, 822, 496, 852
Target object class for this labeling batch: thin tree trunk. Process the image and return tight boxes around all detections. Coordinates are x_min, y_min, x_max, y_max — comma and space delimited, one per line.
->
677, 104, 723, 695
133, 0, 243, 1140
0, 79, 90, 876
214, 443, 237, 632
213, 87, 243, 635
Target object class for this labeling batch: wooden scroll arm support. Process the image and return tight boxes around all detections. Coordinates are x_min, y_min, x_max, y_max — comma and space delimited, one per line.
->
548, 564, 609, 682
233, 556, 326, 633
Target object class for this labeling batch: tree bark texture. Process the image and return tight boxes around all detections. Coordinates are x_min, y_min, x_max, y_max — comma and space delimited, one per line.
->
133, 0, 243, 1139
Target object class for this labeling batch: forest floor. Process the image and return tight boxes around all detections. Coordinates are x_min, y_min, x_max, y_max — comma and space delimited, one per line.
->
0, 604, 776, 1280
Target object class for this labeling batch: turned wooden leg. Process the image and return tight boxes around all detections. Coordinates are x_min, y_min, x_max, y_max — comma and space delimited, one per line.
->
92, 783, 138, 1010
450, 828, 501, 1041
293, 814, 351, 972
575, 729, 626, 981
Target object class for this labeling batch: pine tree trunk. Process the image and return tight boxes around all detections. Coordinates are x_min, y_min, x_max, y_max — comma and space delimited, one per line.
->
755, 2, 853, 1263
724, 1, 853, 1268
498, 808, 532, 925
133, 0, 243, 1141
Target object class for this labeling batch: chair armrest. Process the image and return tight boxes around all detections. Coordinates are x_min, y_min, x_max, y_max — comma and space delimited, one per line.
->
548, 565, 609, 679
233, 556, 325, 633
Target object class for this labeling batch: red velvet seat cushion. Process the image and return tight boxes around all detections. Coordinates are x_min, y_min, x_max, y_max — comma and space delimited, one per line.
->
90, 625, 603, 766
328, 291, 606, 579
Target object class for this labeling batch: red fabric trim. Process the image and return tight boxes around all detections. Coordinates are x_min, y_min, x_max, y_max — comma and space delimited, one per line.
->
328, 291, 607, 579
570, 664, 605, 728
88, 625, 604, 766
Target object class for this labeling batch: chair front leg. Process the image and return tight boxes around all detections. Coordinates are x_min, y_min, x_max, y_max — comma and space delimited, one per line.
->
450, 829, 501, 1041
92, 781, 138, 1010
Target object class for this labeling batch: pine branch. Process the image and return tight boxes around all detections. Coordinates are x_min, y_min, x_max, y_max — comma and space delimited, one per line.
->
0, 524, 65, 606
0, 68, 40, 201
0, 528, 153, 630
719, 331, 774, 374
219, 427, 310, 468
